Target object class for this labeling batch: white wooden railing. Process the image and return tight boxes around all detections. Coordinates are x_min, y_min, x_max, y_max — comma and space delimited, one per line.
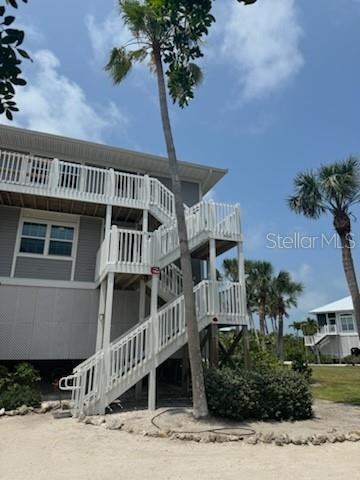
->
96, 227, 153, 277
60, 280, 246, 416
159, 263, 183, 298
304, 324, 338, 346
153, 201, 241, 267
0, 149, 177, 222
96, 201, 242, 279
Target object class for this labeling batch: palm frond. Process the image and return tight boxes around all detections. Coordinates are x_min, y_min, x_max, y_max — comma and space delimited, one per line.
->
288, 171, 326, 218
105, 47, 147, 84
319, 156, 360, 209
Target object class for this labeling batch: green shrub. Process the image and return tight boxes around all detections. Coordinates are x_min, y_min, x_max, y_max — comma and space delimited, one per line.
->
0, 363, 41, 410
291, 353, 312, 382
343, 354, 360, 365
204, 366, 313, 421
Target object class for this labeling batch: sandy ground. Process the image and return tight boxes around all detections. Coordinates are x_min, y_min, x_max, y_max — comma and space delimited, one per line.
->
1, 401, 360, 480
109, 399, 360, 438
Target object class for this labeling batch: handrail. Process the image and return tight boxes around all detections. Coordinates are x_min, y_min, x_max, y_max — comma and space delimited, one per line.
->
59, 280, 245, 416
95, 201, 242, 279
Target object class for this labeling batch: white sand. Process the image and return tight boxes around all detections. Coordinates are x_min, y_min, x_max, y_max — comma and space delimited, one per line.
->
1, 408, 359, 480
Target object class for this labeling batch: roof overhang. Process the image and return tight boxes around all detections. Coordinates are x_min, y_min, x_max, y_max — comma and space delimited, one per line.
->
310, 296, 353, 314
0, 125, 227, 194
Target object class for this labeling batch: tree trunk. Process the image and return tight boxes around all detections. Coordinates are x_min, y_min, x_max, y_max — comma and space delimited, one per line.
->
153, 46, 208, 418
258, 298, 266, 335
277, 313, 284, 360
334, 213, 360, 340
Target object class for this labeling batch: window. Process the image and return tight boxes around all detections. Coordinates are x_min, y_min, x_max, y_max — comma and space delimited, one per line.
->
340, 314, 355, 332
20, 222, 46, 254
19, 220, 75, 258
49, 226, 74, 256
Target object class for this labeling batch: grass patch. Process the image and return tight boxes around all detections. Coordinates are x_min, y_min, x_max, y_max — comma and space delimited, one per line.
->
311, 366, 360, 405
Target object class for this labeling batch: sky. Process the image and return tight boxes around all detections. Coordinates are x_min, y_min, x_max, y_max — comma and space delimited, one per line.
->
3, 0, 360, 329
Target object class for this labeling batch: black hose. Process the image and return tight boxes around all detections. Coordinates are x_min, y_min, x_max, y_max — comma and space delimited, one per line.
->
150, 407, 256, 439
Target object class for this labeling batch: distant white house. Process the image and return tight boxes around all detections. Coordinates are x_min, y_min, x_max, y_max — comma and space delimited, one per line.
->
304, 296, 360, 359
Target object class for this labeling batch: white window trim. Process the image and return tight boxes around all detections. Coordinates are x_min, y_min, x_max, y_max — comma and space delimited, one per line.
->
11, 210, 79, 280
339, 313, 355, 333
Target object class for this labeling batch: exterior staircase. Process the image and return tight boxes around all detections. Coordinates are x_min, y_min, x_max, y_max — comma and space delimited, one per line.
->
304, 325, 338, 347
60, 280, 245, 417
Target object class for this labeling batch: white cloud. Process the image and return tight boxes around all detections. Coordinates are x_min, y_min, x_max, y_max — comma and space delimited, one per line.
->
212, 0, 304, 100
8, 49, 127, 142
86, 13, 132, 63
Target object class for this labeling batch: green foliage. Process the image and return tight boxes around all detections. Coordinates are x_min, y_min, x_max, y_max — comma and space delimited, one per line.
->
205, 366, 313, 421
343, 354, 360, 365
291, 352, 312, 382
106, 0, 215, 107
289, 157, 360, 220
0, 362, 41, 410
0, 0, 31, 119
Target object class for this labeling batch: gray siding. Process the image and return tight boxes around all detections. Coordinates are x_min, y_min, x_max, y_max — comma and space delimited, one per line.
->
0, 285, 99, 360
156, 176, 200, 206
74, 217, 102, 282
111, 290, 140, 341
0, 206, 20, 276
15, 257, 72, 281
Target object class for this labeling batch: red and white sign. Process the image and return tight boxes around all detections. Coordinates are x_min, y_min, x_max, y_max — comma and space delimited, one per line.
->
151, 266, 161, 275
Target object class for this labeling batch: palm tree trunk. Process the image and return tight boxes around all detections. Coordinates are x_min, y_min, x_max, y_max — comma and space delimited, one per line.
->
153, 46, 208, 418
259, 298, 266, 335
339, 232, 360, 339
277, 314, 284, 360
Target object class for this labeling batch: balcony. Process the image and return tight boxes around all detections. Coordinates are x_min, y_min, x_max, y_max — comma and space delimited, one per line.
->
0, 149, 175, 222
95, 201, 242, 280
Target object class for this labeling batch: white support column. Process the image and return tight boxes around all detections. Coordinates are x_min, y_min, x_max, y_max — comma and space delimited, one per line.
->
139, 278, 146, 323
142, 209, 149, 233
142, 208, 149, 266
99, 272, 115, 414
50, 158, 60, 191
209, 238, 217, 281
237, 240, 247, 323
148, 273, 159, 411
95, 280, 107, 351
208, 238, 219, 367
104, 204, 112, 240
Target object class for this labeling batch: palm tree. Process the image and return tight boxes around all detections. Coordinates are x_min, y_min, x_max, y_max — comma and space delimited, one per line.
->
300, 317, 319, 337
105, 0, 215, 418
289, 158, 360, 340
290, 321, 304, 337
270, 271, 303, 360
252, 261, 274, 335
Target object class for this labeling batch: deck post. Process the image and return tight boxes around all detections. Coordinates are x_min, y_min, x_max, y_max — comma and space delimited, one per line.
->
237, 240, 249, 367
105, 204, 112, 238
142, 208, 149, 266
95, 279, 107, 351
49, 158, 60, 191
139, 278, 146, 323
209, 238, 219, 368
148, 273, 159, 411
98, 272, 114, 414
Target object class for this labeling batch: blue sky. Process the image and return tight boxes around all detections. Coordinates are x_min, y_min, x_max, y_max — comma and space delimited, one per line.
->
5, 0, 360, 328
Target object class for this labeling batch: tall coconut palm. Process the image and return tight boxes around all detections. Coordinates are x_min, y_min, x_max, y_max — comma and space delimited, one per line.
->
270, 271, 303, 360
251, 261, 274, 335
289, 158, 360, 340
105, 0, 216, 418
